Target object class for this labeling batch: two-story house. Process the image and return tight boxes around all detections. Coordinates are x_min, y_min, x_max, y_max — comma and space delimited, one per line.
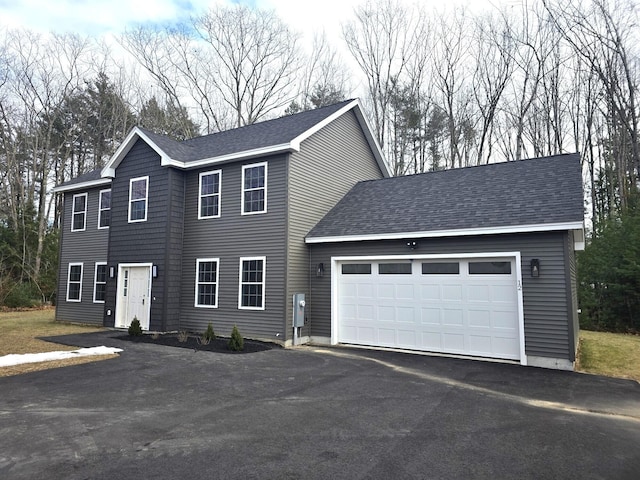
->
54, 99, 388, 344
55, 99, 585, 370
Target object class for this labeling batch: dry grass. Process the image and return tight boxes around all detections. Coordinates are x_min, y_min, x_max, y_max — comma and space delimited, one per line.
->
0, 308, 118, 377
577, 330, 640, 382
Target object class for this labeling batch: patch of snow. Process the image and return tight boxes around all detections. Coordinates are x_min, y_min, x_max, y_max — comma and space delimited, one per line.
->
0, 346, 123, 367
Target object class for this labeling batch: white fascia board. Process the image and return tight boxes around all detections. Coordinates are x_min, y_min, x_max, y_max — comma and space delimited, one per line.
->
101, 127, 172, 178
306, 221, 585, 244
290, 99, 359, 148
161, 143, 298, 170
573, 228, 586, 251
52, 178, 112, 193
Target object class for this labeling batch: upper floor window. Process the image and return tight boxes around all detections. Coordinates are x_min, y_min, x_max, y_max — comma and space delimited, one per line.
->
239, 256, 265, 310
129, 176, 148, 223
71, 193, 87, 231
195, 258, 219, 308
66, 263, 83, 302
242, 162, 267, 215
93, 262, 107, 303
199, 170, 221, 219
98, 189, 111, 229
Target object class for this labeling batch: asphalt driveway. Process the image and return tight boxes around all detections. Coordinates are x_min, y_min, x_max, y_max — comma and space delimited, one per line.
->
1, 331, 639, 480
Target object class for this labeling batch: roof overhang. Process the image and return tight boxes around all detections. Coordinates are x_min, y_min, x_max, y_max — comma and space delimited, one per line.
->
160, 143, 298, 170
102, 127, 172, 178
52, 177, 112, 193
306, 221, 586, 250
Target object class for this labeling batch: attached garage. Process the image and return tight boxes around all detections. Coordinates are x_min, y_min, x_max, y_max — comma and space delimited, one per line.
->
305, 154, 585, 370
334, 255, 524, 362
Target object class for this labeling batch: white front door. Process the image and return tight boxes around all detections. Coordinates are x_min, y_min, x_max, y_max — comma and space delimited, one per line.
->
115, 265, 151, 330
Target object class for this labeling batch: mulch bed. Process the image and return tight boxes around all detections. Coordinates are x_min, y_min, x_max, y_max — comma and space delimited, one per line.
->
117, 333, 279, 354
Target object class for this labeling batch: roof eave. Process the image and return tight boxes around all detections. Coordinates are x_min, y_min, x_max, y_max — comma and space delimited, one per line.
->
306, 221, 586, 247
161, 142, 299, 169
52, 177, 112, 193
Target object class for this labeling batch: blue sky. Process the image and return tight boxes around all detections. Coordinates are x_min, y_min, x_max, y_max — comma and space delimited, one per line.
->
0, 0, 372, 37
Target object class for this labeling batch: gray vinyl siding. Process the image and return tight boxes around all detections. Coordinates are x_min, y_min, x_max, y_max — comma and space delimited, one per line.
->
179, 155, 287, 340
104, 139, 182, 331
55, 187, 109, 325
309, 232, 574, 360
287, 110, 384, 339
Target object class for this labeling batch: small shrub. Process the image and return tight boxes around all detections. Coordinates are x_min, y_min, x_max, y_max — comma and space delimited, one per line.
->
178, 330, 189, 343
228, 325, 244, 351
128, 317, 143, 336
203, 323, 215, 341
3, 282, 41, 308
151, 332, 160, 340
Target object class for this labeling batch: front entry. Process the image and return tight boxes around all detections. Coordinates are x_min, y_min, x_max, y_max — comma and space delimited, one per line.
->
115, 264, 152, 330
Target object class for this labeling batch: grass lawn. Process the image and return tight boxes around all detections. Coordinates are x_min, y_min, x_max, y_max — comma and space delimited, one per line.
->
0, 308, 117, 377
577, 330, 640, 382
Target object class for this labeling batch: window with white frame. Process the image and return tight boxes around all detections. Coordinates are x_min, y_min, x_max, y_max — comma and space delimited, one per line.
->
71, 193, 87, 231
198, 170, 221, 219
129, 176, 148, 222
239, 257, 265, 309
98, 189, 111, 229
93, 263, 107, 303
241, 163, 267, 214
66, 263, 83, 302
195, 258, 219, 307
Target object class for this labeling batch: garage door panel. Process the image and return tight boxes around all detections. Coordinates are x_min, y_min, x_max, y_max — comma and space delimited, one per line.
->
441, 285, 462, 301
337, 257, 521, 361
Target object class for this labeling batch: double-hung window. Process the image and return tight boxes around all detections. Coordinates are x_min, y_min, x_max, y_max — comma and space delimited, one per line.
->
71, 193, 87, 231
129, 176, 148, 222
93, 263, 107, 303
98, 189, 111, 229
239, 257, 265, 309
195, 258, 219, 308
241, 162, 267, 215
198, 170, 221, 219
66, 263, 83, 302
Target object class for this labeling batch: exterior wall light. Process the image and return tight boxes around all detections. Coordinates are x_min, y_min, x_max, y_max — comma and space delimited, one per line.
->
152, 265, 158, 278
109, 266, 115, 278
316, 263, 324, 277
530, 259, 540, 278
406, 240, 418, 250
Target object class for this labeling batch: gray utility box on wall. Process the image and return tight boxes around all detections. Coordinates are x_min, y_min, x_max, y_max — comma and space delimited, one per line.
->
293, 293, 305, 327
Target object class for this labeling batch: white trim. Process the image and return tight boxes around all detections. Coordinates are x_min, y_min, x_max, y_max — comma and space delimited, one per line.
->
93, 262, 107, 303
98, 189, 111, 229
306, 221, 585, 244
53, 178, 111, 193
162, 143, 296, 170
128, 176, 149, 223
331, 252, 527, 366
238, 256, 266, 310
102, 127, 173, 178
573, 228, 585, 251
194, 258, 220, 308
66, 262, 83, 302
241, 162, 268, 215
198, 170, 222, 219
71, 193, 87, 232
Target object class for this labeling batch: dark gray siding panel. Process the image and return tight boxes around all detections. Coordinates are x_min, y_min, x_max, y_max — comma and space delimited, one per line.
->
56, 188, 109, 325
287, 110, 384, 339
104, 139, 183, 331
309, 232, 573, 360
179, 155, 287, 340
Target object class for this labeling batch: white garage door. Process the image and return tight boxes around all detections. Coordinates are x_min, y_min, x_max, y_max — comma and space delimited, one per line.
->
336, 256, 522, 360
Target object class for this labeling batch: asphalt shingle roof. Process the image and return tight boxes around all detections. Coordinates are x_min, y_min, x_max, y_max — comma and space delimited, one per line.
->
143, 99, 355, 163
307, 153, 584, 239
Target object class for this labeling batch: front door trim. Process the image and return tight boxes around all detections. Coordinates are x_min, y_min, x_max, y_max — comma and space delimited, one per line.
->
115, 262, 153, 330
